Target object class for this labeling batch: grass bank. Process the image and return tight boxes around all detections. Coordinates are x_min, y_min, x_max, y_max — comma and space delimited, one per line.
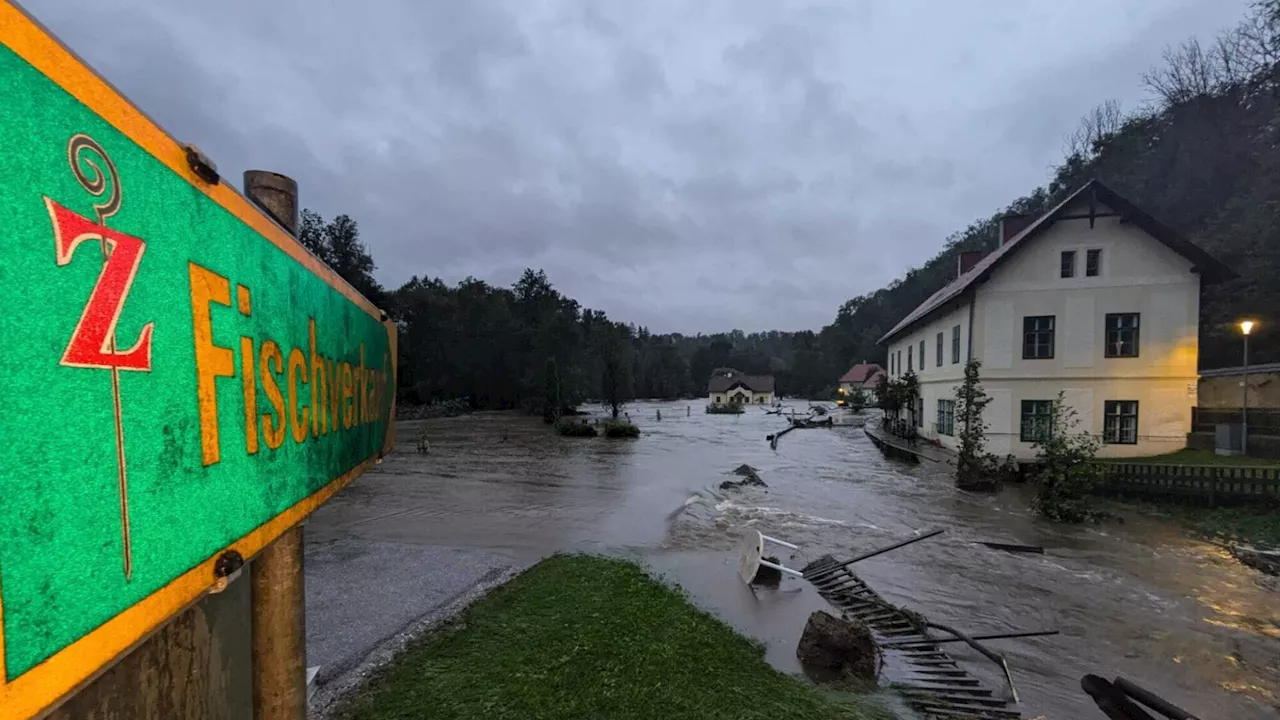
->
1107, 448, 1280, 467
1118, 500, 1280, 548
336, 554, 890, 720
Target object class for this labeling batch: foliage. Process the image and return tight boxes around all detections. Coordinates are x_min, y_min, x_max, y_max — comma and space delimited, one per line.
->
602, 420, 641, 438
848, 388, 867, 411
874, 373, 895, 415
1031, 392, 1104, 523
554, 418, 598, 437
597, 322, 634, 419
954, 360, 997, 490
705, 403, 744, 414
335, 555, 888, 720
875, 372, 918, 426
300, 209, 385, 306
542, 357, 562, 424
1127, 501, 1280, 549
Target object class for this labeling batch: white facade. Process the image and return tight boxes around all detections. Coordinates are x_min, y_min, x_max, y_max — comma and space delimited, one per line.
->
882, 187, 1221, 460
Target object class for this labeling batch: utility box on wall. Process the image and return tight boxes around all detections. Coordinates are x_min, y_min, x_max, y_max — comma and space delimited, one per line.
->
1215, 423, 1244, 456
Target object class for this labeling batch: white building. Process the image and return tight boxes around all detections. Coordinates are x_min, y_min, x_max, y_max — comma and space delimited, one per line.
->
879, 180, 1235, 459
707, 374, 776, 405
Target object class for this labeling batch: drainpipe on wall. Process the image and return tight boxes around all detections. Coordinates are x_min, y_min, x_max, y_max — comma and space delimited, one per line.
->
966, 293, 976, 363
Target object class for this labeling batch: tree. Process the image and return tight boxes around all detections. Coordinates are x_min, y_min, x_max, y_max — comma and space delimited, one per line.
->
299, 209, 330, 263
598, 323, 633, 419
954, 360, 996, 491
848, 388, 867, 412
1030, 392, 1103, 523
542, 357, 562, 424
325, 213, 383, 304
875, 373, 898, 417
298, 209, 384, 305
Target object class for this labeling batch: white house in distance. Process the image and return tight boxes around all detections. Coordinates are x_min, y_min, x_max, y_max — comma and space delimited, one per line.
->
879, 180, 1235, 460
708, 374, 776, 405
838, 363, 884, 405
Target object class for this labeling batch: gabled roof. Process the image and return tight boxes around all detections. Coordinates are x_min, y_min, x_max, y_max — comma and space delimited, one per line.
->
878, 180, 1237, 345
708, 374, 775, 393
861, 369, 884, 388
839, 363, 883, 384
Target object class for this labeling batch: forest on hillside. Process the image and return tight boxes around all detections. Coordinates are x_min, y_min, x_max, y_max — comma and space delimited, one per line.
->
303, 1, 1280, 412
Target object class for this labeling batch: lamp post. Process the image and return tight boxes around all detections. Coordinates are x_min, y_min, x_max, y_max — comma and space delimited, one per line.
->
1240, 320, 1256, 456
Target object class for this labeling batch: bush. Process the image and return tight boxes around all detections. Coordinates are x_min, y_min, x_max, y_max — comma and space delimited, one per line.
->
555, 418, 598, 437
1031, 391, 1102, 523
602, 420, 640, 438
705, 403, 744, 414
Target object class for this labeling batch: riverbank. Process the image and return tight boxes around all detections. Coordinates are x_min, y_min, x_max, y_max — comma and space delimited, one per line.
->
332, 554, 892, 720
1116, 499, 1280, 549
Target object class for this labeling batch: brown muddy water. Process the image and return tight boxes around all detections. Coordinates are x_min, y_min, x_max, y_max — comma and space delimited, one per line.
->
311, 401, 1279, 719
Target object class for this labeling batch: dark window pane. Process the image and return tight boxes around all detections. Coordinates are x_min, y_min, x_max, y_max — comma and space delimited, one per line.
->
907, 346, 912, 372
936, 332, 944, 366
1086, 249, 1101, 277
920, 340, 926, 370
937, 399, 955, 436
1105, 313, 1140, 357
1060, 250, 1076, 278
1103, 400, 1138, 444
1022, 316, 1055, 359
1020, 399, 1054, 442
951, 324, 961, 364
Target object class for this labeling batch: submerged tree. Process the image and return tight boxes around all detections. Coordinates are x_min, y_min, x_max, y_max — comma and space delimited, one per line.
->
598, 323, 634, 420
543, 356, 562, 424
1031, 392, 1103, 523
954, 360, 996, 490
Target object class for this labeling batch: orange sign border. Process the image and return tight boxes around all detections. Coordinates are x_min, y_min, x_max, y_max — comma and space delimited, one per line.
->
0, 3, 397, 717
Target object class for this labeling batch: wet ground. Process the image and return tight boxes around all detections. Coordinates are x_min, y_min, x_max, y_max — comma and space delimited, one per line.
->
307, 401, 1280, 719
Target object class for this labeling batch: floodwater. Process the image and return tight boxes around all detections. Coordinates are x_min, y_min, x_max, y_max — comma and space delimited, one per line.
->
311, 401, 1280, 719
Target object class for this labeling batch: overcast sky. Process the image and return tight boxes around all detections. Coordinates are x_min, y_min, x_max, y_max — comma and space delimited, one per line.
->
26, 0, 1251, 334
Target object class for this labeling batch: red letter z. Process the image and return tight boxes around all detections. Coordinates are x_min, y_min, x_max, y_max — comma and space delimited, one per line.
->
46, 198, 154, 371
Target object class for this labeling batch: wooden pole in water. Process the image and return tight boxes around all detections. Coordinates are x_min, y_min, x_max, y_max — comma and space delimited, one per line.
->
244, 170, 308, 720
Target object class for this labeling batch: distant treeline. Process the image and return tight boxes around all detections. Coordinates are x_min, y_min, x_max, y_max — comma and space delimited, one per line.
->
303, 1, 1280, 412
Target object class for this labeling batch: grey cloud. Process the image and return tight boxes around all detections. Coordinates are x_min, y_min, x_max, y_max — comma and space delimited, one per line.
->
22, 0, 1255, 334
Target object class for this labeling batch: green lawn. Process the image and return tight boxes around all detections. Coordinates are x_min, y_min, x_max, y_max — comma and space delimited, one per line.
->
1143, 504, 1280, 548
336, 555, 890, 720
1106, 448, 1280, 467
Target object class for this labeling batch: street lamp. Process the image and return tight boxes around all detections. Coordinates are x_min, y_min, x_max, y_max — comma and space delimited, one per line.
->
1240, 320, 1257, 455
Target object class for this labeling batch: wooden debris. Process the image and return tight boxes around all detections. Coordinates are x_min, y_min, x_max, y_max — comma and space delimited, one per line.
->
978, 542, 1045, 555
803, 554, 1027, 719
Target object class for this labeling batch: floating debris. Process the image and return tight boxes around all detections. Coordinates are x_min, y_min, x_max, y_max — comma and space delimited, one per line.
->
803, 555, 1026, 719
977, 542, 1045, 555
720, 464, 767, 490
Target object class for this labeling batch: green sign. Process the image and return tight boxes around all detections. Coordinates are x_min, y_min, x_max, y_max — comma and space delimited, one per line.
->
0, 6, 395, 716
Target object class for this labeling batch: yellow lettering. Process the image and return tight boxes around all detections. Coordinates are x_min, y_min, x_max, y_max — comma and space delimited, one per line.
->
260, 340, 286, 450
240, 336, 258, 455
327, 359, 341, 431
288, 348, 309, 444
310, 319, 327, 436
342, 362, 354, 429
189, 263, 235, 467
358, 344, 367, 425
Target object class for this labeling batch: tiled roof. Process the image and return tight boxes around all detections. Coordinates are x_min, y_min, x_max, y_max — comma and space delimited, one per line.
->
878, 180, 1236, 345
707, 374, 775, 393
839, 363, 883, 384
